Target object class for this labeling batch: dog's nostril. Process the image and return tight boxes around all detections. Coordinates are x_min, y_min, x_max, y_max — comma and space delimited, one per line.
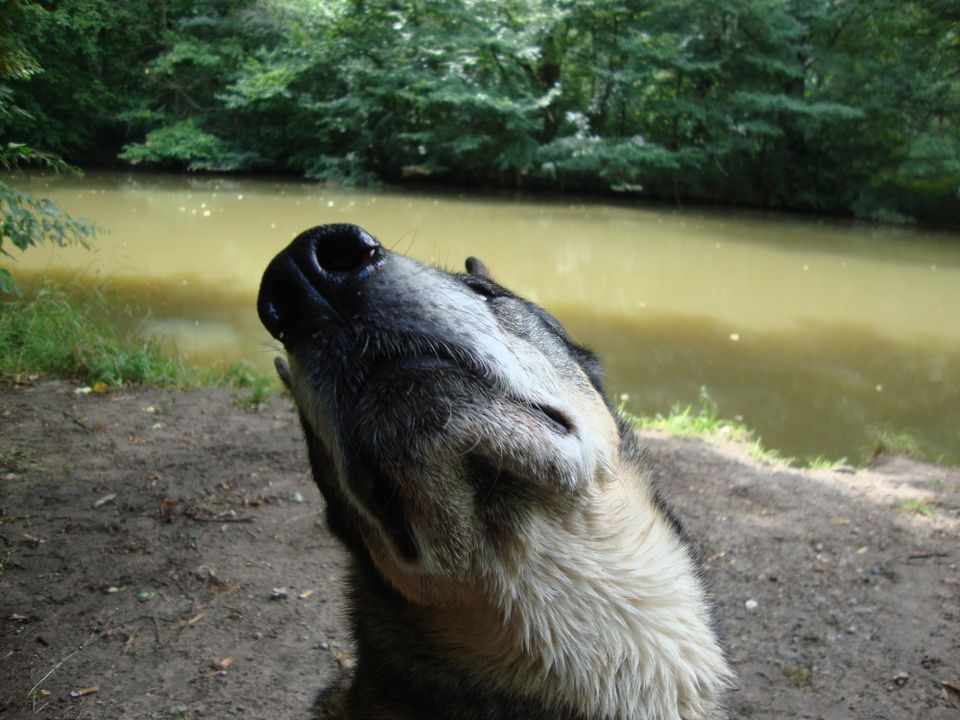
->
314, 226, 380, 275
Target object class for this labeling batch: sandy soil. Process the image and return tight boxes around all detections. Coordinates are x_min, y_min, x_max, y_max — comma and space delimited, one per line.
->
1, 380, 958, 719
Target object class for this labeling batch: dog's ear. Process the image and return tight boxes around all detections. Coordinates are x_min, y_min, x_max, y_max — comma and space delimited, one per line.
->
465, 256, 491, 279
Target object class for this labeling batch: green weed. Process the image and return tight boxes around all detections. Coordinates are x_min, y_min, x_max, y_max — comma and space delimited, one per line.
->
220, 360, 280, 410
865, 428, 924, 463
782, 664, 813, 687
0, 447, 36, 472
628, 387, 748, 439
804, 455, 847, 471
0, 280, 187, 386
747, 439, 795, 467
0, 280, 278, 400
625, 387, 795, 466
896, 497, 936, 517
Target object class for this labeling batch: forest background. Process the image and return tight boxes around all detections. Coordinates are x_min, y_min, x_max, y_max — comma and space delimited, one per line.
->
1, 0, 959, 226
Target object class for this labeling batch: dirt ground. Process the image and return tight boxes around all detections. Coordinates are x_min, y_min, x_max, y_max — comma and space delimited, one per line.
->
0, 380, 957, 720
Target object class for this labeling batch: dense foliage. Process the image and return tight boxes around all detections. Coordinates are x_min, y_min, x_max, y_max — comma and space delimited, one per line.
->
0, 0, 94, 293
3, 0, 959, 223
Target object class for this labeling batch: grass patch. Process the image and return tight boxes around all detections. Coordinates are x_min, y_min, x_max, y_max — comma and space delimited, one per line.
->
747, 440, 795, 467
1, 280, 189, 385
782, 664, 813, 687
896, 497, 936, 517
624, 387, 794, 466
865, 428, 924, 463
0, 279, 278, 401
804, 455, 848, 471
0, 447, 38, 473
220, 360, 278, 410
627, 387, 747, 439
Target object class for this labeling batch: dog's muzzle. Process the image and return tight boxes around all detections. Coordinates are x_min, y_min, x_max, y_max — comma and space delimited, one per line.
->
257, 223, 384, 343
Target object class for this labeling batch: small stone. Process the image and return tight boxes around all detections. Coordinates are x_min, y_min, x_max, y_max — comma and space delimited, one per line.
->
777, 644, 800, 661
744, 599, 759, 613
270, 588, 289, 600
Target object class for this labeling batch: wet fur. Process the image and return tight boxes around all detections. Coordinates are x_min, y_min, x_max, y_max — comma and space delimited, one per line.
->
260, 226, 732, 719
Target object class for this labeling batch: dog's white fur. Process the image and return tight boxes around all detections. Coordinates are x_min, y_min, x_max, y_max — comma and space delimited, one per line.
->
495, 479, 729, 719
416, 457, 732, 720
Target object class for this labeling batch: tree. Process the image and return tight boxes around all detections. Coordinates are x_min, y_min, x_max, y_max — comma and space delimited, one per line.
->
3, 0, 958, 223
0, 0, 94, 295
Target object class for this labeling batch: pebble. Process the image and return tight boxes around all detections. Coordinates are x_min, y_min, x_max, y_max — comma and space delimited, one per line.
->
777, 644, 800, 661
745, 599, 759, 613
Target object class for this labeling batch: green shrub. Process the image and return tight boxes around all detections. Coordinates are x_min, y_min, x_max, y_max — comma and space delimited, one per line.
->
0, 280, 188, 385
0, 279, 277, 400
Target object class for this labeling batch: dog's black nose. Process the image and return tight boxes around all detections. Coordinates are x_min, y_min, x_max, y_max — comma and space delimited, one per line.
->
257, 224, 383, 341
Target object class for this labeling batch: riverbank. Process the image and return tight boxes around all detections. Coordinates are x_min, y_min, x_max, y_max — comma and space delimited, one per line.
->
0, 280, 278, 408
1, 380, 958, 719
7, 175, 960, 465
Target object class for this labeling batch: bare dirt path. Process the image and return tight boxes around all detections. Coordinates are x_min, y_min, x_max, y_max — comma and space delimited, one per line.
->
1, 381, 958, 719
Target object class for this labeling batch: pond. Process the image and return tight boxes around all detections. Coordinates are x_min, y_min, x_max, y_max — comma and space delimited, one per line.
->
8, 171, 960, 465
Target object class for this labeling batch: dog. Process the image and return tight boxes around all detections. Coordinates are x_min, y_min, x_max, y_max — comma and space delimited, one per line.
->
257, 224, 732, 719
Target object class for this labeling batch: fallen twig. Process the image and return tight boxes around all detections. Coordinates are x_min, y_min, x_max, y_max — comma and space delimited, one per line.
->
27, 633, 96, 700
186, 514, 255, 523
93, 493, 116, 509
102, 613, 164, 647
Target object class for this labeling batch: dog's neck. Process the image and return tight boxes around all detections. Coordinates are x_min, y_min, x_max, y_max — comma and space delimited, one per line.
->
426, 467, 731, 720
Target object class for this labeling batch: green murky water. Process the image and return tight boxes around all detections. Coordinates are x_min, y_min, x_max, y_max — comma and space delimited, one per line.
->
8, 171, 960, 464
